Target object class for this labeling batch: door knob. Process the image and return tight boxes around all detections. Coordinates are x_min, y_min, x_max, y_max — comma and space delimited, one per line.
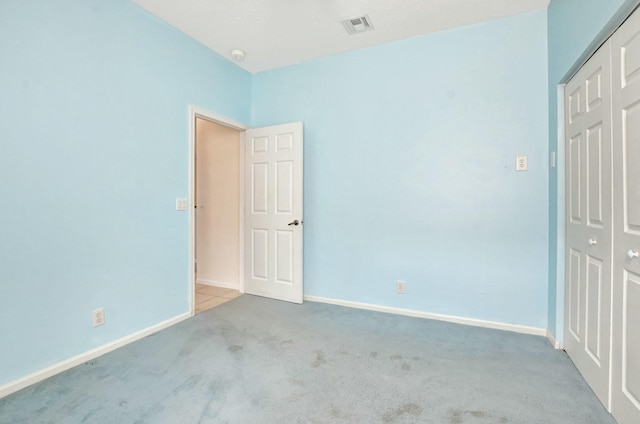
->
588, 238, 597, 246
628, 250, 639, 259
288, 219, 300, 226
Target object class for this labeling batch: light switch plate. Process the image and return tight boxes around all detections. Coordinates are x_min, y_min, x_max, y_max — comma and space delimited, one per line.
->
176, 198, 187, 211
516, 155, 528, 171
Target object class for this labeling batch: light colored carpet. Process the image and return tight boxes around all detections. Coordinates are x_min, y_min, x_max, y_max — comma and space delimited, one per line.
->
0, 295, 616, 423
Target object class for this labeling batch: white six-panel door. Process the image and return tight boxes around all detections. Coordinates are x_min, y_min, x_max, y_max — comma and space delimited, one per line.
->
564, 40, 613, 408
611, 8, 640, 424
244, 122, 303, 304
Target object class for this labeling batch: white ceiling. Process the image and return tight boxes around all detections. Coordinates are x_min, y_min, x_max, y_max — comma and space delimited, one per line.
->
132, 0, 550, 73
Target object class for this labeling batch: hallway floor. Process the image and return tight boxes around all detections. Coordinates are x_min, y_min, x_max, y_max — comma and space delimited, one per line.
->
195, 284, 241, 314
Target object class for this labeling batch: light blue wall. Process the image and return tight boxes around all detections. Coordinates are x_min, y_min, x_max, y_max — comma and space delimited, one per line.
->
546, 0, 636, 342
0, 0, 250, 385
253, 11, 549, 328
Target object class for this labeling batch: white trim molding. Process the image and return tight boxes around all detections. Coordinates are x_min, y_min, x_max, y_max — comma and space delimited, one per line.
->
196, 279, 239, 290
304, 295, 547, 337
546, 330, 562, 350
238, 131, 246, 294
0, 312, 190, 399
555, 83, 567, 347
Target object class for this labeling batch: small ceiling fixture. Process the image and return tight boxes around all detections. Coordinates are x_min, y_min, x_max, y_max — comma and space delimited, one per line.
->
341, 15, 374, 35
230, 49, 246, 62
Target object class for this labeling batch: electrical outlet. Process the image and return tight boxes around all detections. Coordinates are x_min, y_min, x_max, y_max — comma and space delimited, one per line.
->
92, 308, 105, 327
516, 155, 528, 171
396, 280, 406, 294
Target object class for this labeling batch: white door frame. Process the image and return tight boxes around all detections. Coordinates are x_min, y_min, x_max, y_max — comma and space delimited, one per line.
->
555, 83, 567, 349
188, 106, 250, 316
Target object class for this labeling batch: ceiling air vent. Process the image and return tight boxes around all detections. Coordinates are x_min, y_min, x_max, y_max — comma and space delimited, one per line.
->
341, 15, 374, 35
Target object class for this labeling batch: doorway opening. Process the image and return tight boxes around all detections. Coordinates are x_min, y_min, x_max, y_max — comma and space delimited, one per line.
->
189, 107, 249, 315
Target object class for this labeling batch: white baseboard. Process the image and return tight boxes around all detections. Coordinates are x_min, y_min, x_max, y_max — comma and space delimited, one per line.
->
546, 330, 562, 349
0, 312, 190, 399
196, 279, 238, 290
304, 295, 547, 337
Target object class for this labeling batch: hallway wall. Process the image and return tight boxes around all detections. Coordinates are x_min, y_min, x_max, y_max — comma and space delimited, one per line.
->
195, 119, 240, 288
